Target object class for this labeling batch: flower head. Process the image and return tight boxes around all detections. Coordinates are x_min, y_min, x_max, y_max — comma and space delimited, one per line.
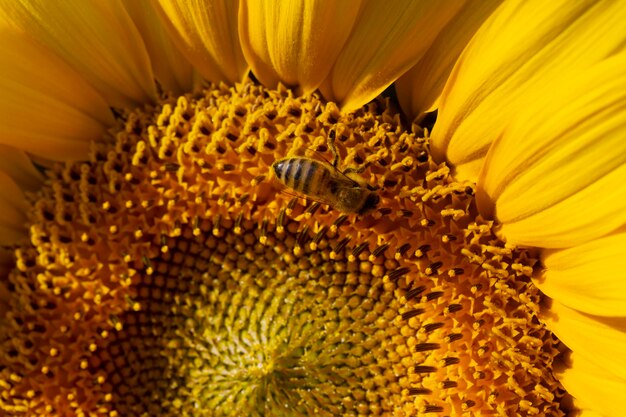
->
1, 1, 625, 416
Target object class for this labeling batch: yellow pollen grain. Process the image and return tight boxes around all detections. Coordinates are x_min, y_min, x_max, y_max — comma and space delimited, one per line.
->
0, 81, 568, 417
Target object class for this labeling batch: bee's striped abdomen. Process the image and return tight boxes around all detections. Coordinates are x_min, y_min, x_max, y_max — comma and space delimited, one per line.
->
273, 157, 329, 197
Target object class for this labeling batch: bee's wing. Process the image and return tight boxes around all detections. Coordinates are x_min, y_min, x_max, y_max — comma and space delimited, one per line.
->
275, 188, 340, 211
269, 173, 335, 208
306, 148, 363, 187
272, 175, 364, 211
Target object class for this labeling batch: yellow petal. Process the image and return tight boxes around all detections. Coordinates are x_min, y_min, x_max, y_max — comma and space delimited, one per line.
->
544, 302, 626, 382
431, 0, 626, 182
396, 0, 502, 121
538, 229, 626, 317
477, 55, 626, 248
154, 0, 247, 85
320, 0, 466, 112
0, 248, 12, 278
557, 352, 626, 417
0, 30, 114, 161
0, 145, 43, 192
123, 0, 194, 95
239, 0, 361, 93
0, 0, 157, 108
575, 410, 607, 417
0, 146, 40, 245
0, 170, 29, 246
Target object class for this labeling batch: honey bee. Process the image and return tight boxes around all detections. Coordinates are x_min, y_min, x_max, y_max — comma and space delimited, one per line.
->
272, 132, 379, 214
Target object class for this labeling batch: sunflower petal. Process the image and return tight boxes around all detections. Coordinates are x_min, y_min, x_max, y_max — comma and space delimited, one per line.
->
123, 0, 194, 95
154, 0, 247, 85
396, 0, 502, 121
0, 30, 114, 161
477, 55, 626, 248
0, 145, 43, 192
544, 302, 626, 382
431, 0, 626, 182
0, 248, 12, 278
0, 0, 157, 108
575, 410, 606, 417
320, 0, 466, 112
239, 0, 361, 93
557, 352, 626, 417
0, 147, 40, 245
0, 170, 29, 246
538, 229, 626, 317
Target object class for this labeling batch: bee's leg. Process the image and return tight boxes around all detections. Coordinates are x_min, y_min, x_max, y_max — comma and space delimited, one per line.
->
328, 129, 339, 168
342, 166, 366, 175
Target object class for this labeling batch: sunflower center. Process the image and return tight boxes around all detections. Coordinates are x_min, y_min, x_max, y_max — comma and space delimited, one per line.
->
1, 81, 568, 416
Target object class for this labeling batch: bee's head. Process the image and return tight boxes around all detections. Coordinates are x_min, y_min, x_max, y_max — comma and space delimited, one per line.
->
358, 192, 380, 215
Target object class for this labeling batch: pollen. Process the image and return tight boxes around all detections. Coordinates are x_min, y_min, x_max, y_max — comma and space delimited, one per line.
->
0, 81, 568, 416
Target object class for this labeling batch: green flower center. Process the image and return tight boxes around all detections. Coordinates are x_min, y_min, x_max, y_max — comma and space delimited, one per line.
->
0, 81, 569, 416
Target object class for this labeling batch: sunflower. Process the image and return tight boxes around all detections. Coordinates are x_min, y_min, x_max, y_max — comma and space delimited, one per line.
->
1, 0, 624, 416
